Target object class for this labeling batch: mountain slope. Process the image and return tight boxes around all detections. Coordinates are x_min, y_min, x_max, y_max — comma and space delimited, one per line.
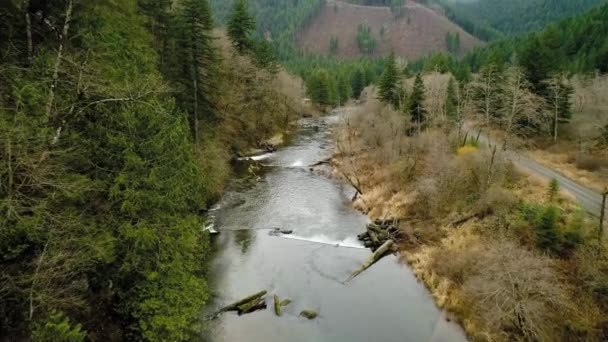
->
441, 0, 608, 35
296, 0, 483, 59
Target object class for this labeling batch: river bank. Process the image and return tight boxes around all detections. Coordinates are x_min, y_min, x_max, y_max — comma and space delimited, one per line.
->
205, 112, 467, 341
331, 99, 608, 341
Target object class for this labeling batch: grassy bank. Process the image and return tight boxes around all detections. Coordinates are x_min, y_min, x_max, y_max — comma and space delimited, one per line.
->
333, 94, 608, 341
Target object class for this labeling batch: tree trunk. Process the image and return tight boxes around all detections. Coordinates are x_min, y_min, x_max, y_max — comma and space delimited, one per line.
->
45, 0, 73, 118
217, 290, 267, 313
347, 240, 394, 282
600, 190, 607, 241
23, 0, 33, 64
193, 77, 199, 143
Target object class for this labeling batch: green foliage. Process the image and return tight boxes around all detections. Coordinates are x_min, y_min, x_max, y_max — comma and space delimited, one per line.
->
548, 178, 560, 202
228, 0, 256, 54
211, 0, 325, 60
254, 39, 280, 74
356, 23, 377, 55
536, 206, 561, 253
306, 68, 338, 106
351, 67, 366, 99
445, 77, 458, 122
437, 0, 607, 36
32, 311, 86, 342
377, 52, 400, 108
408, 73, 428, 131
173, 0, 219, 138
445, 32, 461, 54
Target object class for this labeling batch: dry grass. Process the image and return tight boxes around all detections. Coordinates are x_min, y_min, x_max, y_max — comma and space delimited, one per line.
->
334, 89, 608, 341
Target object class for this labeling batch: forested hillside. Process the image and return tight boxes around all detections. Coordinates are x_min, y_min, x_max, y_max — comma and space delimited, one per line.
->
0, 0, 303, 340
210, 0, 326, 59
439, 0, 608, 37
410, 3, 608, 77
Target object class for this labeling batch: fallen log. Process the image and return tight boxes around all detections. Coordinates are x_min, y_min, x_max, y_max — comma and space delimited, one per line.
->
274, 295, 281, 316
346, 240, 395, 282
218, 290, 267, 313
280, 298, 292, 307
238, 297, 264, 314
239, 300, 267, 315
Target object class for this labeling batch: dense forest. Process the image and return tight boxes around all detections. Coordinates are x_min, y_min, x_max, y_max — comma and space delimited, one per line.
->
437, 0, 608, 39
410, 3, 608, 78
0, 0, 303, 340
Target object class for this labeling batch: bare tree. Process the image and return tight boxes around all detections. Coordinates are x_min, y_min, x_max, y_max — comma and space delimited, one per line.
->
499, 67, 545, 149
545, 73, 571, 142
471, 64, 502, 128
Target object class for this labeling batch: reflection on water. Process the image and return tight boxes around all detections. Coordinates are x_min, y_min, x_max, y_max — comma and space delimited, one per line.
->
205, 112, 467, 342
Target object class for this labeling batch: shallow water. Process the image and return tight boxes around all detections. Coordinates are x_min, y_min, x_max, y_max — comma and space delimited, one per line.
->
205, 110, 467, 342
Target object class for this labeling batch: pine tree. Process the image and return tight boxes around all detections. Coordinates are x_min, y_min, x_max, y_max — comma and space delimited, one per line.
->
175, 0, 219, 142
536, 206, 561, 253
548, 178, 560, 202
254, 39, 279, 74
378, 52, 399, 108
408, 73, 427, 132
351, 67, 366, 99
227, 0, 256, 54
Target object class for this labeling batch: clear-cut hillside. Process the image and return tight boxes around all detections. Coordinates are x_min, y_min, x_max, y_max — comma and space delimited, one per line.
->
296, 0, 483, 59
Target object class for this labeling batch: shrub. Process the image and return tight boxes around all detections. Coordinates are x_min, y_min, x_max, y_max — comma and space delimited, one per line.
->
536, 206, 561, 253
461, 240, 572, 341
31, 311, 86, 342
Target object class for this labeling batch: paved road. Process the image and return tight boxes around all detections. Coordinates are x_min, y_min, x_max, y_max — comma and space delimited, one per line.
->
467, 126, 607, 219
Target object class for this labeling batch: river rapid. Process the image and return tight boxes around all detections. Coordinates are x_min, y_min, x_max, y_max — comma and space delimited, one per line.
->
205, 109, 467, 342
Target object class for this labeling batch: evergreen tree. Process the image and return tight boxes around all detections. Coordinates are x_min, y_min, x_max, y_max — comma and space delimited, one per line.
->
351, 67, 366, 99
175, 0, 219, 141
254, 39, 280, 74
445, 77, 458, 123
378, 52, 400, 108
408, 73, 427, 132
227, 0, 256, 54
536, 206, 561, 254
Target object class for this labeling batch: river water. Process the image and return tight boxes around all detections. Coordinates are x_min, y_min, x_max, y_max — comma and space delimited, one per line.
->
205, 110, 467, 342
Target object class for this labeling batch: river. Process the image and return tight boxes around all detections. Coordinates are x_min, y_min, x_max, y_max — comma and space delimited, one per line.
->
204, 109, 467, 342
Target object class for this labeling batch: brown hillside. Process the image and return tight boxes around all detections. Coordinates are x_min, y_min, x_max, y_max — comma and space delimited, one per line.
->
296, 0, 483, 59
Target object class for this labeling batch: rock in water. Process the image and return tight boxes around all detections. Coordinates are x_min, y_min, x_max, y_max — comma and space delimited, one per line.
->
300, 309, 318, 319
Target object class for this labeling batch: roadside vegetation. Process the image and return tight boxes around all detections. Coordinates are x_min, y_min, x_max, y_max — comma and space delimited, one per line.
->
334, 83, 608, 340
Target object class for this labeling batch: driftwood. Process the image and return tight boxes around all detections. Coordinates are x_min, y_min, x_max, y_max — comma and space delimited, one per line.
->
280, 298, 292, 307
238, 297, 269, 315
274, 295, 281, 316
347, 240, 395, 282
217, 290, 267, 313
308, 158, 331, 167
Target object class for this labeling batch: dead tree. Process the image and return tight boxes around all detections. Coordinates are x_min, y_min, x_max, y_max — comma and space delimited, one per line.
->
45, 0, 73, 118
